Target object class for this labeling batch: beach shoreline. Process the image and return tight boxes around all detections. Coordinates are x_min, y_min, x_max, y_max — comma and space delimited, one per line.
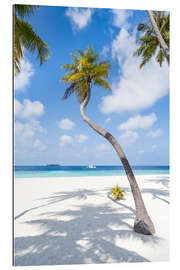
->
14, 173, 169, 180
14, 174, 169, 266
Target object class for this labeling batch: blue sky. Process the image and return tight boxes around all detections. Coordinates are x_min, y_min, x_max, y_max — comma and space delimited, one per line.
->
14, 6, 169, 165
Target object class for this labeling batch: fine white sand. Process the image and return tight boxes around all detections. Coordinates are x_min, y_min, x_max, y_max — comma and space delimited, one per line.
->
14, 174, 169, 266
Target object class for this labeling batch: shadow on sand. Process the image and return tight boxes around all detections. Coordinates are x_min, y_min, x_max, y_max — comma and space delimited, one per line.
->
14, 176, 169, 266
143, 176, 170, 204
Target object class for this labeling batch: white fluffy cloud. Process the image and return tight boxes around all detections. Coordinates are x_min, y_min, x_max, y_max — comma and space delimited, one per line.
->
15, 121, 35, 138
33, 139, 47, 151
14, 99, 23, 116
14, 97, 46, 153
66, 7, 93, 30
112, 9, 133, 29
147, 128, 163, 138
60, 135, 73, 146
119, 130, 139, 144
14, 58, 34, 91
14, 99, 44, 119
77, 134, 88, 143
58, 118, 75, 130
100, 29, 169, 114
14, 120, 46, 152
118, 113, 157, 131
15, 120, 45, 138
96, 143, 110, 151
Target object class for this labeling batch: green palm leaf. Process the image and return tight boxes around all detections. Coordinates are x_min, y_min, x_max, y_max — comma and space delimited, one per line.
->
61, 46, 111, 103
156, 48, 164, 66
93, 78, 111, 90
14, 4, 40, 19
13, 4, 50, 75
135, 11, 169, 68
15, 18, 50, 65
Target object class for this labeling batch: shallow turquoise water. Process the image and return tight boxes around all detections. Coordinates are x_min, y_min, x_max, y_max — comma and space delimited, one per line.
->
14, 165, 169, 178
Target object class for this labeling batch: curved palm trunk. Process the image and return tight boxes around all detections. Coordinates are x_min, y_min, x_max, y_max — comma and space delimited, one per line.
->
147, 10, 169, 65
80, 90, 155, 235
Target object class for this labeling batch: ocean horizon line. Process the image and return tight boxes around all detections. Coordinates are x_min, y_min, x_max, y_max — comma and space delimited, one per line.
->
14, 164, 170, 167
14, 165, 169, 179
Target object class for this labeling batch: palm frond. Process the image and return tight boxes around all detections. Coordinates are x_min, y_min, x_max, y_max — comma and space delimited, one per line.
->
137, 23, 152, 32
133, 44, 146, 57
139, 35, 156, 43
77, 49, 85, 57
14, 4, 40, 19
156, 48, 164, 66
14, 58, 21, 75
62, 83, 77, 100
135, 11, 169, 68
139, 56, 152, 69
94, 78, 111, 90
15, 18, 50, 66
61, 63, 77, 71
13, 4, 50, 75
61, 46, 111, 104
63, 72, 84, 83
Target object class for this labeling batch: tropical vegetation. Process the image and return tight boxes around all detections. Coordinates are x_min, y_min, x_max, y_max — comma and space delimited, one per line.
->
111, 184, 125, 200
134, 11, 169, 68
14, 4, 50, 75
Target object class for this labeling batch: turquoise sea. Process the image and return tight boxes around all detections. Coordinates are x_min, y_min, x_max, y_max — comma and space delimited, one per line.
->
14, 165, 169, 178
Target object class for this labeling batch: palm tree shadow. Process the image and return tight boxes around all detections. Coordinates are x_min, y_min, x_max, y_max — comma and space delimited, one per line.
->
145, 176, 170, 189
142, 176, 170, 205
15, 179, 169, 221
14, 189, 162, 266
14, 189, 101, 220
142, 188, 169, 204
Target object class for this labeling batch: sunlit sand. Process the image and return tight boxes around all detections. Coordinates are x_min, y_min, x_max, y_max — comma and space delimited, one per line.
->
14, 174, 169, 265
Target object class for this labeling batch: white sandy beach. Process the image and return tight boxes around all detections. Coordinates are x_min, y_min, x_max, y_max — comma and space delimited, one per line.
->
14, 174, 169, 266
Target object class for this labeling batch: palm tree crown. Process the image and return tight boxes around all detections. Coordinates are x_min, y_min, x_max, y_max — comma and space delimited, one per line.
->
14, 4, 50, 75
134, 11, 169, 68
61, 46, 111, 103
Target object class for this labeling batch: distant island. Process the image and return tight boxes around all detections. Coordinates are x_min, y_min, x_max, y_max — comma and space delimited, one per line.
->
46, 164, 61, 167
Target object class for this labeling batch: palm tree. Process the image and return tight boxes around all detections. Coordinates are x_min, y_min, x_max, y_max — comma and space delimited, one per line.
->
61, 46, 155, 235
147, 11, 169, 64
14, 4, 50, 75
134, 11, 169, 68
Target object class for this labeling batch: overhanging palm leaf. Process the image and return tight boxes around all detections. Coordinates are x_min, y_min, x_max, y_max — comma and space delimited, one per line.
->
14, 4, 40, 19
14, 4, 50, 75
134, 11, 169, 68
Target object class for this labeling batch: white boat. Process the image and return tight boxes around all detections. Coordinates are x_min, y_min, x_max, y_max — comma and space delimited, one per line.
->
87, 165, 96, 168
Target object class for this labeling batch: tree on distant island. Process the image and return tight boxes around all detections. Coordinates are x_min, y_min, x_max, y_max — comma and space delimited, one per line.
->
13, 4, 50, 75
61, 46, 155, 235
134, 11, 169, 68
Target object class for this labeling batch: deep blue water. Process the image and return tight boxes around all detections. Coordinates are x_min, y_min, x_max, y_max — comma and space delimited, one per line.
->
14, 165, 169, 178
